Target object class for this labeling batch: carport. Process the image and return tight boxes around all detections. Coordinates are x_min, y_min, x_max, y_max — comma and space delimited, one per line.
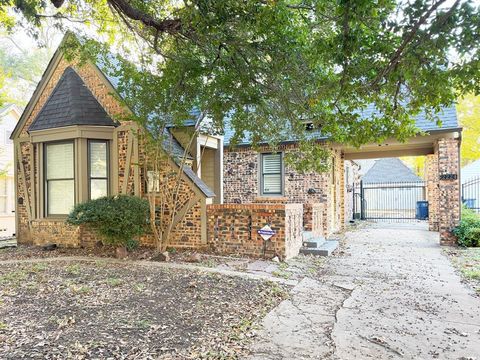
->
343, 127, 462, 245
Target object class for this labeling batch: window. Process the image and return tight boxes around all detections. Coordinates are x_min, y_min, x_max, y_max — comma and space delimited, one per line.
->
0, 178, 7, 213
45, 142, 75, 215
88, 140, 109, 199
147, 170, 160, 193
261, 153, 283, 195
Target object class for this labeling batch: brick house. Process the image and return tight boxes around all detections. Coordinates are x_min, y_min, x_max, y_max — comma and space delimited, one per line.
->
222, 105, 462, 244
10, 36, 221, 250
11, 33, 463, 258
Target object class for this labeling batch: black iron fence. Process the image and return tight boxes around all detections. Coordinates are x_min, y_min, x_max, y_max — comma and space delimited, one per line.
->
462, 176, 480, 213
353, 180, 427, 222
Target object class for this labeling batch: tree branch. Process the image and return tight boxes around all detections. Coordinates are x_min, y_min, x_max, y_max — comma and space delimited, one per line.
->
370, 0, 449, 88
106, 0, 182, 34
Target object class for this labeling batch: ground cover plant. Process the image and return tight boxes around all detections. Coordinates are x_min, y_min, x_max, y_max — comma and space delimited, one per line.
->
445, 247, 480, 294
453, 206, 480, 247
0, 259, 288, 359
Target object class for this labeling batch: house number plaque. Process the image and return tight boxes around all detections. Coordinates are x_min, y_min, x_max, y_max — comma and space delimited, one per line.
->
439, 173, 458, 180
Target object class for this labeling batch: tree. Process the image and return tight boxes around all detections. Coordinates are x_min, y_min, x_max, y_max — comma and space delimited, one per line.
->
1, 1, 479, 248
0, 28, 59, 106
1, 1, 478, 164
457, 93, 480, 166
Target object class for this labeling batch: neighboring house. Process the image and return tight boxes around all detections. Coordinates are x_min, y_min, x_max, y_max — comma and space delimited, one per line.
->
360, 158, 424, 212
461, 159, 480, 212
461, 159, 480, 183
0, 104, 21, 237
362, 158, 422, 183
11, 35, 220, 248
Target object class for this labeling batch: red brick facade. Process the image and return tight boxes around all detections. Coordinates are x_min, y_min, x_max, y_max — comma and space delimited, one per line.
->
223, 144, 349, 236
207, 203, 303, 259
426, 137, 461, 244
14, 56, 209, 249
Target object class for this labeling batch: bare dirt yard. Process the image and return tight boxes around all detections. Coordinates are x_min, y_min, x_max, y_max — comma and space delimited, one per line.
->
0, 257, 288, 359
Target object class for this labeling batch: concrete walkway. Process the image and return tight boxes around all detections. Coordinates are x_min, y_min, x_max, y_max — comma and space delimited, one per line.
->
248, 223, 480, 359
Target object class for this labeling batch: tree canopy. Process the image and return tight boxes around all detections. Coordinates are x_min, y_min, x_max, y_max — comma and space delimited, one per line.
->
2, 0, 479, 170
457, 93, 480, 165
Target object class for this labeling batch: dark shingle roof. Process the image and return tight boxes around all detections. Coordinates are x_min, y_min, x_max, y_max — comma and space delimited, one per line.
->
29, 67, 117, 131
362, 158, 422, 183
223, 104, 459, 146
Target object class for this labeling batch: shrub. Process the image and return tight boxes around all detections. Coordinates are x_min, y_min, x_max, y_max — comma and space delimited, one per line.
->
66, 195, 149, 248
453, 207, 480, 247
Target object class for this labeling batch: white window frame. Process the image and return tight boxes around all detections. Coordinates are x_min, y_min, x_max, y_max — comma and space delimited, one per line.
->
260, 152, 284, 196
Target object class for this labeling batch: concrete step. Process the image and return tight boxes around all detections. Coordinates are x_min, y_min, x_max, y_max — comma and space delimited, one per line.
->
302, 238, 325, 248
300, 240, 339, 256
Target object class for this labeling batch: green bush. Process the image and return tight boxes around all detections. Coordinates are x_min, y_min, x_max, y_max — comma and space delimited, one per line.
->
66, 195, 149, 248
453, 207, 480, 247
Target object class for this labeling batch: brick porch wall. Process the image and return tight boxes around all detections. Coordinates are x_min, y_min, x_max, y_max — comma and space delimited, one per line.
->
304, 203, 325, 237
207, 203, 303, 260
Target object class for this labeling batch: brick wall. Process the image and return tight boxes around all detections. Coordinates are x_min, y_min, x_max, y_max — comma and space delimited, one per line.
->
207, 203, 303, 260
223, 144, 345, 236
304, 203, 325, 237
15, 58, 208, 250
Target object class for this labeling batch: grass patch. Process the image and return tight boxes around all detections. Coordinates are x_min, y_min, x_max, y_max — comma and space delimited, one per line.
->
106, 277, 122, 287
69, 284, 92, 295
462, 268, 480, 279
31, 263, 48, 272
0, 269, 28, 285
66, 264, 81, 276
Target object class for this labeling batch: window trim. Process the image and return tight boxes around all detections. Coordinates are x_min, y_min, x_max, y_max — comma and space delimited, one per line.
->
87, 139, 110, 200
44, 140, 75, 217
260, 152, 284, 196
0, 178, 8, 214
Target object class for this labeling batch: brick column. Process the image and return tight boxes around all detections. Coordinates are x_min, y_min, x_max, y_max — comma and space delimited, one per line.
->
437, 138, 461, 245
426, 154, 439, 231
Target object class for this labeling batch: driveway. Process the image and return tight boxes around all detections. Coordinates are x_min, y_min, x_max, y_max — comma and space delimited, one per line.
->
248, 223, 480, 359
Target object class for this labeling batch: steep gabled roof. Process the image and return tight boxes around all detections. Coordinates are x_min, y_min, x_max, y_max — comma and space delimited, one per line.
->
362, 158, 422, 183
29, 67, 117, 131
11, 34, 214, 198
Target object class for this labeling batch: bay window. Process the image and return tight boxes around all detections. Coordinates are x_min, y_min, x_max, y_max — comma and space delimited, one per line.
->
45, 141, 75, 215
261, 153, 283, 195
88, 140, 109, 199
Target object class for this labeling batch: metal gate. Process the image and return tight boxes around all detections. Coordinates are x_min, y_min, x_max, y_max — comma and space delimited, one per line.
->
353, 180, 427, 221
462, 176, 480, 213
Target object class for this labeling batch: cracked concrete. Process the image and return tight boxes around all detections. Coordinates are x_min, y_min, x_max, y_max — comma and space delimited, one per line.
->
247, 223, 480, 360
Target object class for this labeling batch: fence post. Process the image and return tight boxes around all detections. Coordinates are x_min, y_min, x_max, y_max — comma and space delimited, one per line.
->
360, 180, 365, 220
